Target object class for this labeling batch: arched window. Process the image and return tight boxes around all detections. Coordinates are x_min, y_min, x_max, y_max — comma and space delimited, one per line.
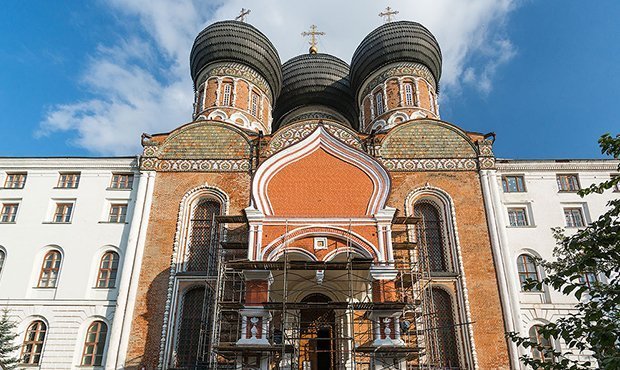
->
20, 320, 46, 364
96, 251, 120, 288
517, 254, 540, 291
81, 321, 108, 366
195, 83, 205, 114
404, 83, 415, 106
175, 287, 207, 367
529, 325, 555, 363
0, 249, 5, 277
414, 201, 448, 272
375, 92, 385, 115
187, 199, 221, 272
222, 82, 233, 106
38, 250, 62, 288
431, 289, 460, 367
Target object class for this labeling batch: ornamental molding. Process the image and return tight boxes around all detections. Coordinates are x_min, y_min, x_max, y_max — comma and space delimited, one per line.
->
140, 158, 251, 172
497, 160, 619, 172
380, 158, 479, 171
267, 120, 363, 155
0, 157, 138, 170
196, 62, 272, 101
359, 62, 436, 103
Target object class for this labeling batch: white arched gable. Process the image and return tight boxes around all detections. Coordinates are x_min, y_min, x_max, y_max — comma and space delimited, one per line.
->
252, 125, 390, 216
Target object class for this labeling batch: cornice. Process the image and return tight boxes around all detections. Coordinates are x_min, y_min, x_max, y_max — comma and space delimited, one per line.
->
0, 157, 139, 170
497, 159, 619, 172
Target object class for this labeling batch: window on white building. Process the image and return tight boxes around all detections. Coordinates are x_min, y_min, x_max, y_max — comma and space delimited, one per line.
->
517, 254, 541, 291
81, 321, 108, 366
96, 251, 119, 288
502, 175, 526, 192
529, 325, 555, 363
0, 249, 5, 277
556, 174, 580, 192
579, 271, 598, 288
53, 203, 73, 223
57, 172, 80, 188
108, 204, 128, 223
109, 173, 133, 190
507, 207, 529, 227
38, 250, 62, 288
4, 172, 27, 189
612, 174, 620, 192
1, 203, 18, 223
20, 320, 47, 365
564, 207, 585, 228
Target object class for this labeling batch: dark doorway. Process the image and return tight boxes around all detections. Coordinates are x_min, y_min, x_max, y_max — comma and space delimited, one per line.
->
300, 293, 335, 370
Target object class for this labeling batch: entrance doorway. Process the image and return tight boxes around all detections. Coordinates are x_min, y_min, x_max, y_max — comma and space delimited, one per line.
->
299, 293, 336, 370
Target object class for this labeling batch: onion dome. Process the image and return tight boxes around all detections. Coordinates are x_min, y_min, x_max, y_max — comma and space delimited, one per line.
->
190, 20, 282, 98
350, 21, 442, 92
273, 53, 358, 129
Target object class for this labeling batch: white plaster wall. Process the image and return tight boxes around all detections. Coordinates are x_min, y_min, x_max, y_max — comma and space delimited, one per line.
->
0, 157, 140, 369
492, 159, 619, 367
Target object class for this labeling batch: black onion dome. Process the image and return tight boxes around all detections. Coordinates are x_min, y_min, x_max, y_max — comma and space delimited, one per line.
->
350, 21, 442, 92
190, 20, 282, 98
273, 53, 358, 129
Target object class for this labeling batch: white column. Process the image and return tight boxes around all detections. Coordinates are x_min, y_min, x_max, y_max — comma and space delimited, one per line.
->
480, 169, 523, 370
106, 170, 156, 369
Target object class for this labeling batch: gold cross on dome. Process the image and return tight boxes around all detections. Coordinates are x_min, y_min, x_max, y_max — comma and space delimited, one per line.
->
236, 8, 251, 22
302, 24, 326, 54
379, 6, 399, 23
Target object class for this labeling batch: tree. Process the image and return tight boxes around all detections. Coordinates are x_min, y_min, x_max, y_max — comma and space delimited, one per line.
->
0, 309, 19, 369
508, 133, 620, 369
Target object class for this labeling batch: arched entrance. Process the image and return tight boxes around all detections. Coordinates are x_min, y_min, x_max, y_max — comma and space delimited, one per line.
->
299, 293, 336, 370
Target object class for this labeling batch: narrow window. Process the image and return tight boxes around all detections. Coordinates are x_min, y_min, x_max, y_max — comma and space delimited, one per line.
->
175, 287, 207, 367
414, 201, 448, 272
507, 208, 528, 227
57, 172, 80, 188
556, 174, 580, 192
530, 325, 555, 363
0, 249, 5, 277
1, 203, 18, 223
20, 321, 47, 364
431, 289, 460, 367
404, 83, 415, 106
564, 208, 585, 228
187, 199, 221, 272
579, 272, 598, 288
110, 174, 133, 190
81, 321, 108, 366
502, 175, 526, 192
517, 254, 540, 291
38, 250, 62, 288
375, 92, 385, 115
222, 83, 233, 106
96, 252, 119, 288
53, 203, 73, 223
250, 92, 259, 117
108, 204, 128, 223
4, 173, 27, 189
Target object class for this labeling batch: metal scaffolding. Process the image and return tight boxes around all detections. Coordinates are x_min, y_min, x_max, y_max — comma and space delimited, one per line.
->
187, 212, 463, 370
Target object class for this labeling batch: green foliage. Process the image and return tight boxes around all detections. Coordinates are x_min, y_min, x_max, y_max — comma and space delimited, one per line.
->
508, 133, 620, 369
0, 309, 19, 369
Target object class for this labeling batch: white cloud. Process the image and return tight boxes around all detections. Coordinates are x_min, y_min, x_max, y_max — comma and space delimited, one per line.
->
38, 0, 518, 155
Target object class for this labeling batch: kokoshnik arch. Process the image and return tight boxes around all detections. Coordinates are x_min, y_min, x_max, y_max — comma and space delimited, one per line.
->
106, 16, 511, 370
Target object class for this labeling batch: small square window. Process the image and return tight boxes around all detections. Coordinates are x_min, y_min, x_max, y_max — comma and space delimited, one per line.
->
502, 175, 526, 193
508, 208, 529, 227
4, 173, 27, 189
556, 174, 580, 192
57, 172, 80, 189
579, 272, 598, 288
1, 203, 19, 223
314, 237, 328, 250
564, 208, 585, 228
110, 174, 134, 190
53, 203, 73, 223
108, 204, 128, 223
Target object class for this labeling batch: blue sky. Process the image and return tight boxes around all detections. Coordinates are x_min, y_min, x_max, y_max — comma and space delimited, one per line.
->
0, 1, 618, 159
